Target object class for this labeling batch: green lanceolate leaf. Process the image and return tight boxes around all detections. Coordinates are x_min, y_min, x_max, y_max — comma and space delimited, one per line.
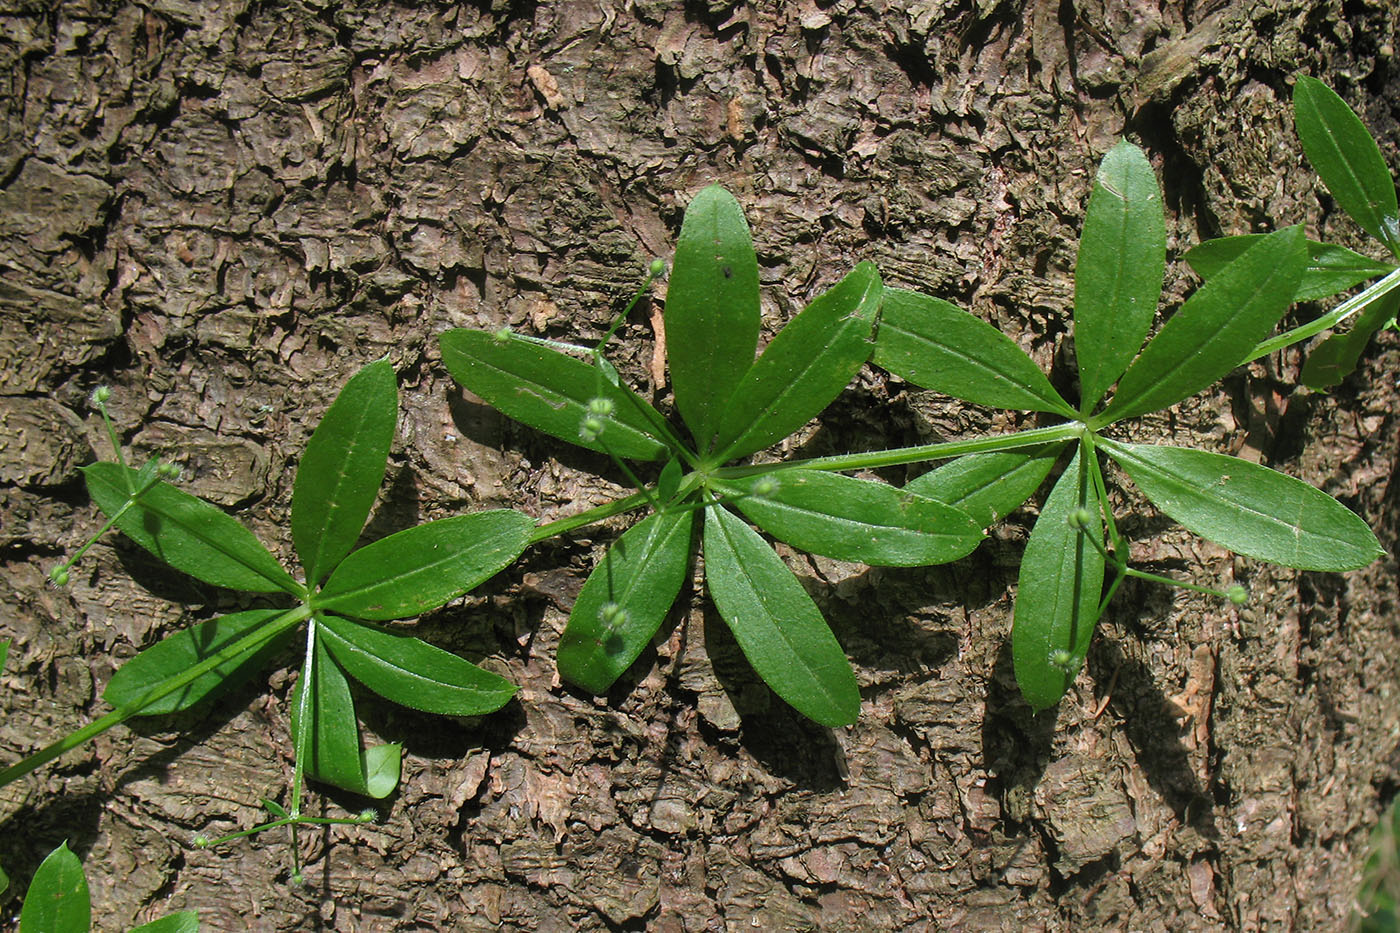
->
130, 912, 200, 933
1294, 75, 1400, 257
295, 633, 371, 796
656, 458, 683, 504
104, 609, 294, 715
1102, 440, 1383, 571
724, 470, 983, 566
702, 505, 860, 727
711, 261, 882, 462
1299, 290, 1400, 388
19, 842, 89, 933
1100, 225, 1307, 423
1074, 140, 1167, 411
84, 462, 300, 596
317, 510, 534, 621
439, 329, 668, 461
318, 614, 515, 716
873, 288, 1075, 417
292, 359, 398, 586
905, 443, 1067, 527
0, 638, 8, 675
1012, 450, 1105, 711
558, 509, 694, 694
1185, 235, 1394, 303
666, 185, 762, 450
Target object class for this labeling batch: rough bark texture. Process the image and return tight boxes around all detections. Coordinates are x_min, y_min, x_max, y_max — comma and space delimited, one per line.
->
2, 1, 1398, 930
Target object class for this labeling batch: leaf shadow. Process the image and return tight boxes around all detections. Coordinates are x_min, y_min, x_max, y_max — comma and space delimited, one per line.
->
980, 639, 1059, 820
702, 603, 847, 792
0, 791, 106, 904
1087, 628, 1218, 838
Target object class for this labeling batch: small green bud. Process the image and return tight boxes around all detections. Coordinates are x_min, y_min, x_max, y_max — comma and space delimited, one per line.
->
752, 476, 778, 498
493, 326, 513, 344
648, 258, 666, 278
1047, 648, 1075, 671
1067, 508, 1094, 531
156, 461, 181, 479
600, 601, 626, 625
49, 565, 70, 587
290, 870, 305, 886
358, 808, 377, 823
1226, 584, 1248, 606
192, 835, 210, 848
587, 396, 615, 418
580, 414, 606, 442
91, 385, 111, 405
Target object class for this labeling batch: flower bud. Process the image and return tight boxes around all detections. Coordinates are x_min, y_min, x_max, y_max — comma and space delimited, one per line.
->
648, 258, 666, 278
48, 565, 70, 587
1047, 648, 1075, 671
751, 476, 778, 498
1067, 508, 1094, 531
493, 326, 513, 343
91, 385, 111, 405
587, 397, 615, 418
1226, 584, 1248, 606
579, 414, 606, 442
157, 462, 181, 479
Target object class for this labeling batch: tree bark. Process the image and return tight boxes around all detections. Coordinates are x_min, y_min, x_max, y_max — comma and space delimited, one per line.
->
2, 1, 1398, 929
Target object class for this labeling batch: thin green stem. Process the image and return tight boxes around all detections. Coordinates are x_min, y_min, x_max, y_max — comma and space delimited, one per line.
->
1245, 265, 1400, 363
593, 265, 661, 356
198, 812, 373, 850
288, 621, 318, 883
95, 394, 133, 490
528, 490, 653, 544
0, 605, 311, 788
715, 422, 1084, 479
597, 435, 661, 512
1083, 437, 1124, 557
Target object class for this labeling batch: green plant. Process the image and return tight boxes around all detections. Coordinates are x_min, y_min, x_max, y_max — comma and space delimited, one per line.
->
868, 140, 1382, 708
441, 185, 987, 726
1185, 75, 1400, 388
442, 164, 1381, 720
1357, 797, 1400, 932
2, 362, 535, 871
9, 842, 196, 932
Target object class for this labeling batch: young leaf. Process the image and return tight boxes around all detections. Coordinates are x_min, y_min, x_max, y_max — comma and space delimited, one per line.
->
318, 614, 516, 716
1099, 225, 1307, 423
0, 638, 8, 675
292, 359, 398, 586
361, 743, 402, 799
438, 329, 668, 461
1012, 450, 1104, 711
904, 443, 1067, 527
104, 609, 294, 715
1299, 290, 1400, 388
723, 470, 983, 566
665, 185, 762, 449
85, 462, 300, 596
1074, 140, 1167, 411
19, 842, 89, 933
294, 635, 370, 795
702, 505, 860, 727
1185, 235, 1393, 303
558, 509, 694, 694
1102, 440, 1383, 572
656, 458, 683, 504
710, 261, 882, 462
873, 288, 1076, 417
130, 912, 200, 933
1294, 75, 1400, 257
316, 510, 534, 622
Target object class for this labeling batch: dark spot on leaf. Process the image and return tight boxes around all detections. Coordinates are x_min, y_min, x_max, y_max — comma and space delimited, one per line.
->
722, 266, 733, 279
